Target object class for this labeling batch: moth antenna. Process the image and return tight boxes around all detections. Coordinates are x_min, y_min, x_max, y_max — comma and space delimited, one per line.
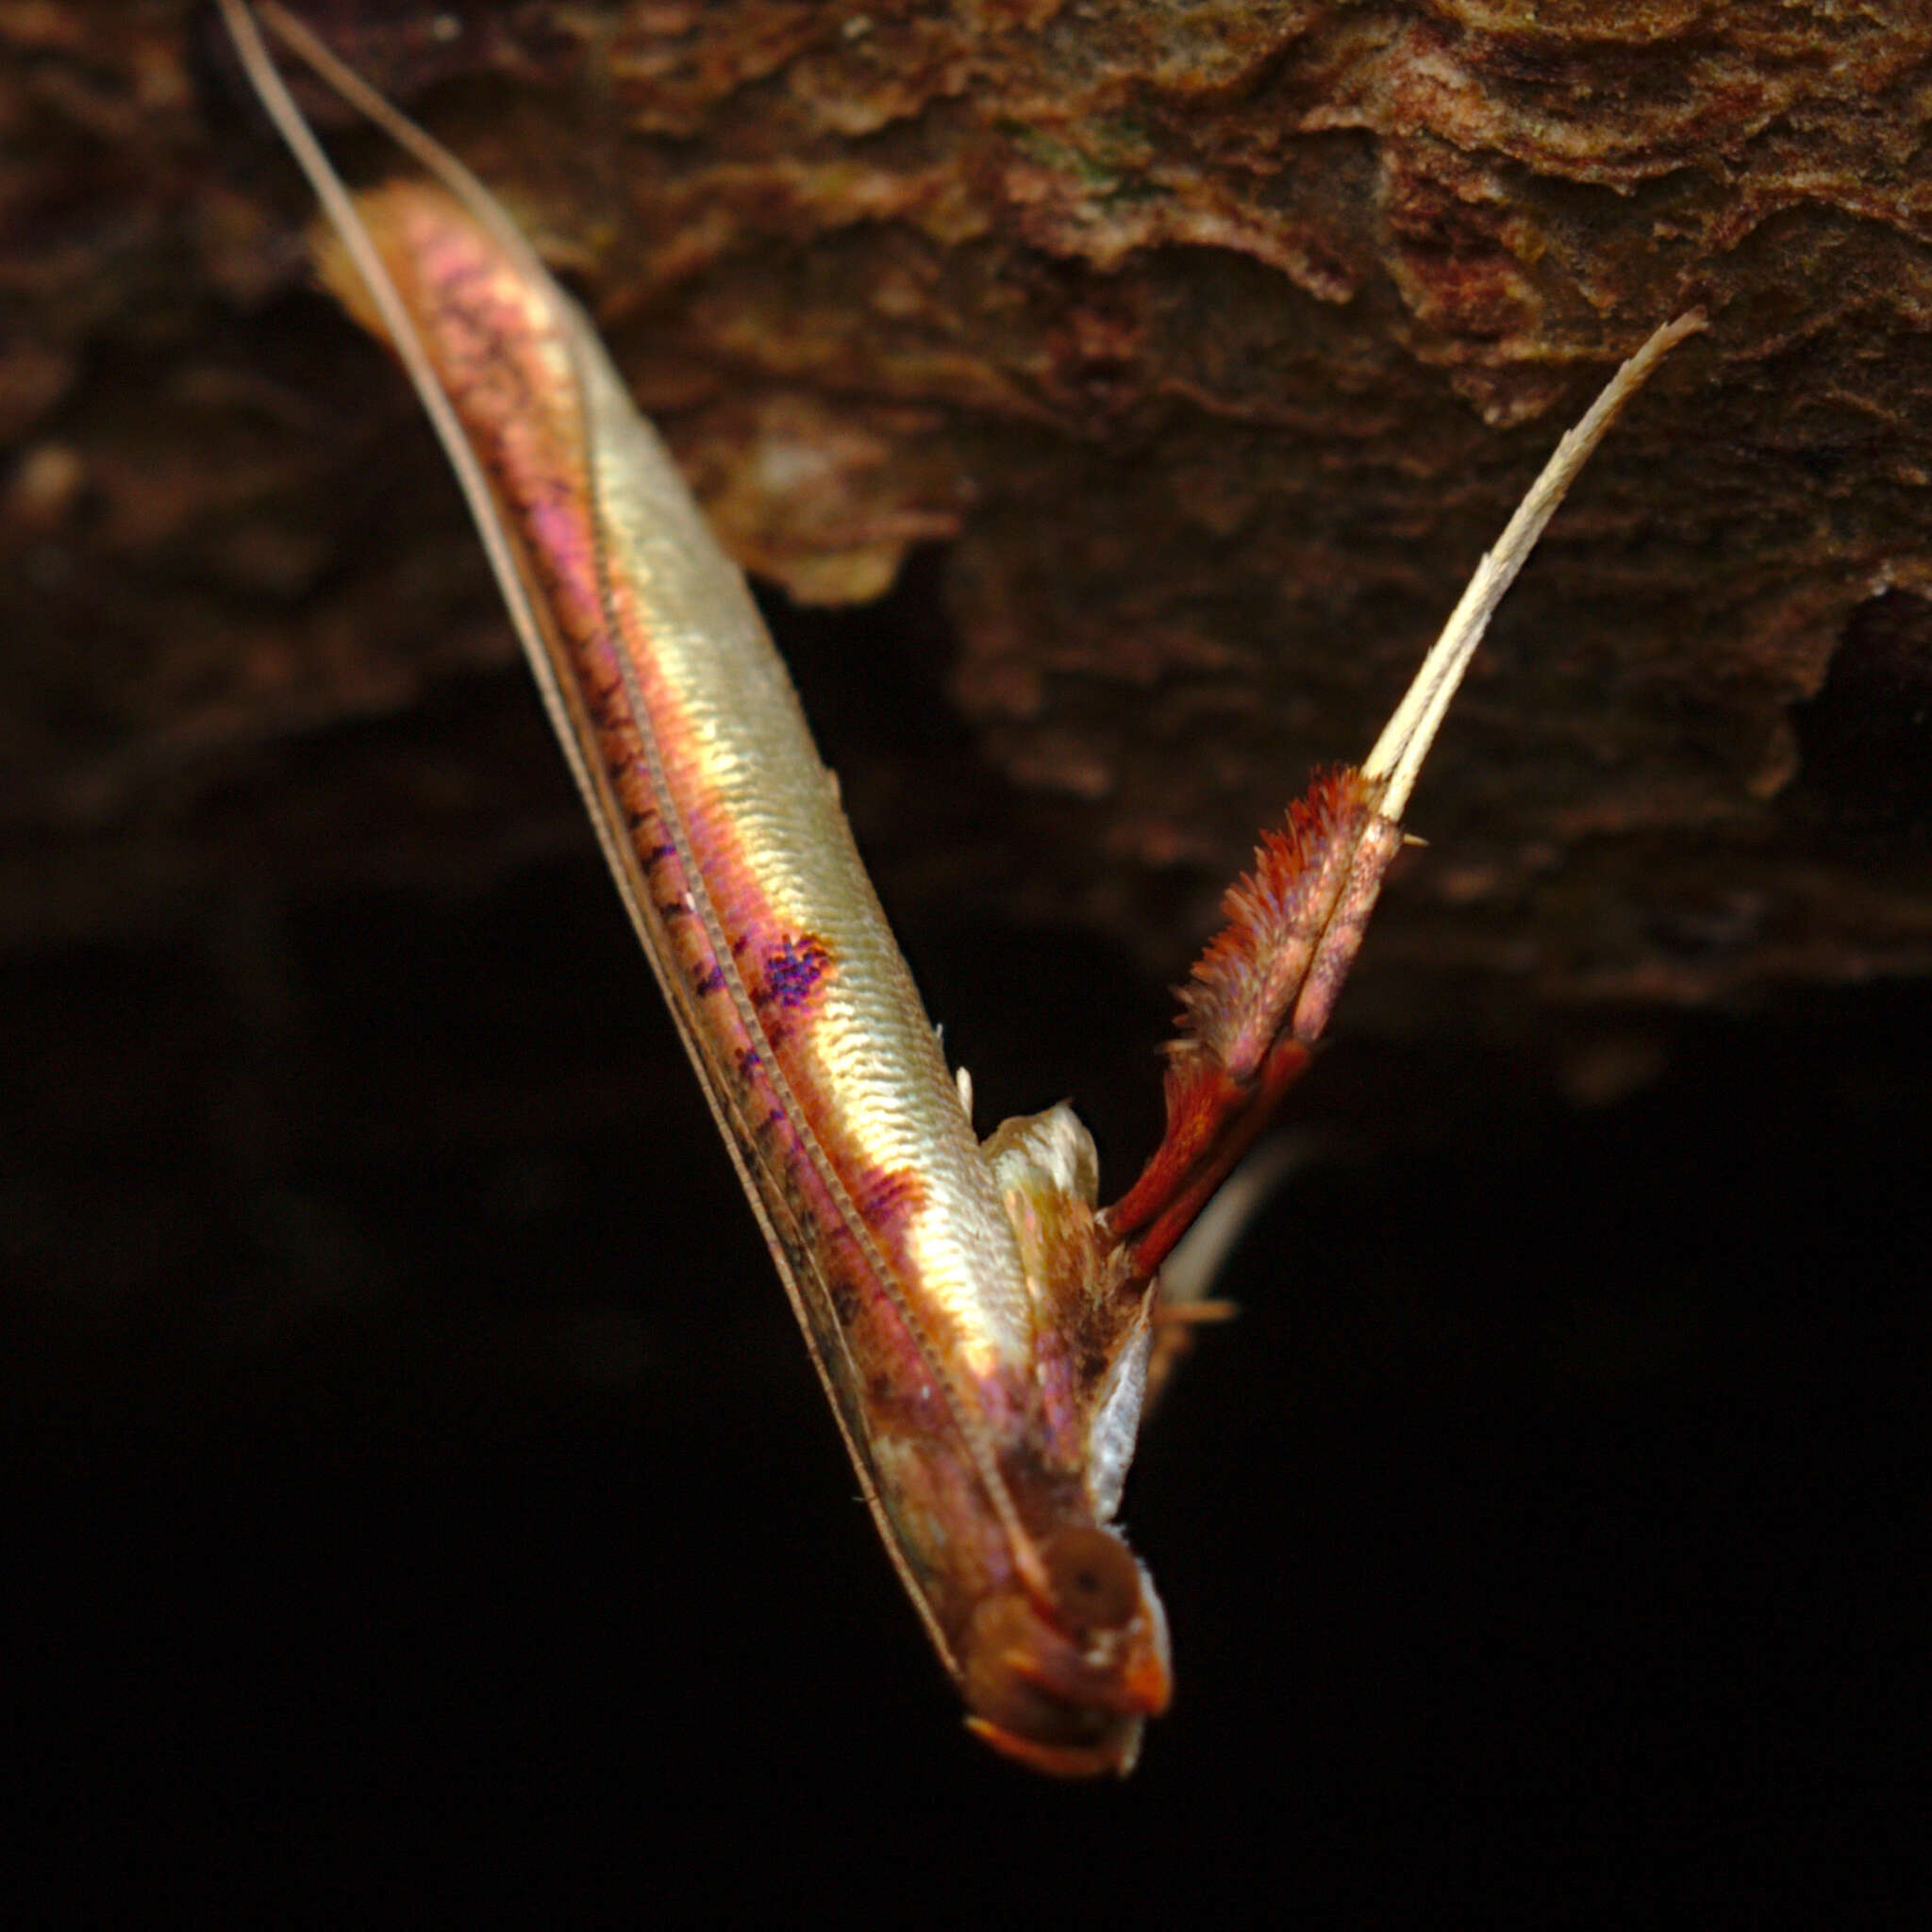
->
1362, 309, 1707, 824
215, 0, 598, 822
1108, 311, 1705, 1278
250, 4, 557, 293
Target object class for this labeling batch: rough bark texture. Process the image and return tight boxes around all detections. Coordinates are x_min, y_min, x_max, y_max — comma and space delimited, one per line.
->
8, 4, 1928, 1881
8, 0, 1932, 1024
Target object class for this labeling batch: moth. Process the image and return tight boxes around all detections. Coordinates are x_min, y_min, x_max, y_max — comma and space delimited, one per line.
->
219, 0, 1700, 1776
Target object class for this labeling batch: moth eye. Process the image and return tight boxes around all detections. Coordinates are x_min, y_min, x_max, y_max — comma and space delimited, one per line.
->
1043, 1525, 1142, 1635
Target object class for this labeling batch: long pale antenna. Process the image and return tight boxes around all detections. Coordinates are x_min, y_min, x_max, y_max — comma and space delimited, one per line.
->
1108, 309, 1705, 1276
1361, 310, 1706, 824
215, 0, 564, 775
250, 3, 556, 287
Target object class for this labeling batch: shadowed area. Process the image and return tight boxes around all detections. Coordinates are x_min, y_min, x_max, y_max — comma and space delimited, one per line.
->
7, 2, 1929, 1908
6, 791, 1926, 1909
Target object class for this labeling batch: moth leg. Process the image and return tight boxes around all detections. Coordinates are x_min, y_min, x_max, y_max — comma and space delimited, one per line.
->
1104, 312, 1706, 1290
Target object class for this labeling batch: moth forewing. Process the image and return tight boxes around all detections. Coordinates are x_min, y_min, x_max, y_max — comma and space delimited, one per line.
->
222, 0, 1173, 1778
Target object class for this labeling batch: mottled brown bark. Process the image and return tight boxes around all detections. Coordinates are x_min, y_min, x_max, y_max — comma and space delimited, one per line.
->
8, 1, 1931, 1041
7, 11, 1927, 1843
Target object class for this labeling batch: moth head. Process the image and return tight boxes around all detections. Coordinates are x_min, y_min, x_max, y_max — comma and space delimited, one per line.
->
959, 1523, 1172, 1778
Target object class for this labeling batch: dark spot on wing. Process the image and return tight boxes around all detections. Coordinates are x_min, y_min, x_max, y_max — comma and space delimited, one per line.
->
761, 933, 833, 1010
852, 1165, 924, 1243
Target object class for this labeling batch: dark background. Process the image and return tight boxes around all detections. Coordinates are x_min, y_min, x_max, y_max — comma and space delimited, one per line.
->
8, 4, 1932, 1919
7, 580, 1927, 1921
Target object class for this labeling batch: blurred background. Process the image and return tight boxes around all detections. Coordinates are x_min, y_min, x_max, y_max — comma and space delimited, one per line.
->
7, 3, 1929, 1916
